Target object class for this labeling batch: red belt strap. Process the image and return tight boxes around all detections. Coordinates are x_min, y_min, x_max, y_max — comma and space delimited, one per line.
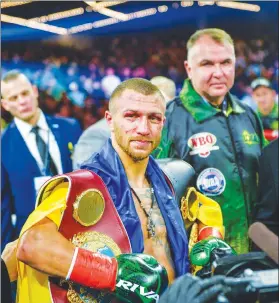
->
48, 169, 131, 303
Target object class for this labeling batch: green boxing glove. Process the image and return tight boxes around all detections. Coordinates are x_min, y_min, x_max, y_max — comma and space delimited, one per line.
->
190, 237, 236, 267
115, 253, 169, 303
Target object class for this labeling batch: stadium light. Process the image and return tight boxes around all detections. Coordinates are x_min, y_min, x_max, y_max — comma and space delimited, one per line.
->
181, 1, 194, 7
84, 1, 129, 21
1, 1, 32, 9
216, 1, 260, 12
29, 8, 85, 23
127, 8, 157, 20
158, 5, 168, 13
90, 1, 128, 9
68, 23, 94, 34
1, 14, 68, 35
92, 18, 119, 28
198, 1, 215, 6
68, 7, 157, 33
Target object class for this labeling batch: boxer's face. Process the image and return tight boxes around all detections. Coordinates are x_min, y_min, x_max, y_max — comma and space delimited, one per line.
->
106, 89, 165, 162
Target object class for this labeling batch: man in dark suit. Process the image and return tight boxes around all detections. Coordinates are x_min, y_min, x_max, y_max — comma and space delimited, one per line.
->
253, 138, 279, 237
1, 240, 17, 303
1, 71, 82, 250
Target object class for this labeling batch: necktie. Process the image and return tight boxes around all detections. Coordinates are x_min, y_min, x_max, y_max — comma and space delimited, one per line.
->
31, 126, 58, 176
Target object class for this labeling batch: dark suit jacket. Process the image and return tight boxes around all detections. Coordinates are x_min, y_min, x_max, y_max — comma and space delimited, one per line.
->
1, 259, 12, 303
1, 115, 81, 250
253, 138, 279, 236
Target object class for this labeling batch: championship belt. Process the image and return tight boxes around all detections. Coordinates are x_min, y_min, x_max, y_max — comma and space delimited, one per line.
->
36, 169, 132, 303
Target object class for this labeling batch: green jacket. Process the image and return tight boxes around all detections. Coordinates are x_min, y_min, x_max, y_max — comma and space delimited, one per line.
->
154, 79, 266, 254
258, 103, 279, 131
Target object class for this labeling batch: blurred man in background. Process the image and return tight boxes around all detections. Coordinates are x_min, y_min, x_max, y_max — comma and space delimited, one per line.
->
150, 76, 176, 104
251, 77, 278, 141
1, 240, 18, 303
154, 28, 266, 254
101, 67, 121, 99
1, 71, 82, 251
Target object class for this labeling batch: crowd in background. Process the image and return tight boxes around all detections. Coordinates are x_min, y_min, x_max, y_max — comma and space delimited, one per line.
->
2, 33, 278, 130
1, 21, 279, 303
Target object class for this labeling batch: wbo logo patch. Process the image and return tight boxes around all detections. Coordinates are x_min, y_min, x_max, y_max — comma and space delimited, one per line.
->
188, 132, 219, 158
197, 168, 226, 196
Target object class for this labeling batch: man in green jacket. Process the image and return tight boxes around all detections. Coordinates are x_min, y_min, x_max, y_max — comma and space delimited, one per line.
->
154, 28, 266, 254
251, 77, 278, 142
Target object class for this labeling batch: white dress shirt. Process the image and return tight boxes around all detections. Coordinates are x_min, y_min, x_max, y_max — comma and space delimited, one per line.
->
14, 110, 63, 175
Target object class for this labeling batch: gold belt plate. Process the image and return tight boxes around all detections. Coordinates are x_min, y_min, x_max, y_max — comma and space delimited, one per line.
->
73, 189, 105, 227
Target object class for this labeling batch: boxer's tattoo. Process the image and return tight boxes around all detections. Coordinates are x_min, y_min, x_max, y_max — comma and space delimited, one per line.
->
151, 201, 174, 267
133, 188, 174, 266
138, 188, 154, 201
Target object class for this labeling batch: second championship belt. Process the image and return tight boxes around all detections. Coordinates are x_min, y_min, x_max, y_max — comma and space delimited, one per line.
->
36, 169, 132, 303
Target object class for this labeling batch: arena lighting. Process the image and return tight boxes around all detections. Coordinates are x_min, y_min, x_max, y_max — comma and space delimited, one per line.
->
1, 1, 32, 9
216, 1, 260, 12
67, 18, 119, 33
29, 8, 85, 23
198, 1, 215, 6
93, 8, 157, 27
93, 18, 119, 28
91, 1, 128, 9
181, 1, 194, 7
68, 23, 94, 34
127, 8, 157, 20
1, 14, 68, 35
68, 7, 157, 33
84, 1, 129, 21
93, 7, 129, 21
158, 5, 168, 13
85, 1, 127, 12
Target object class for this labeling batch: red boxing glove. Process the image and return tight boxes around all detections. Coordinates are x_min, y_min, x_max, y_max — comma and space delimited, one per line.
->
68, 247, 117, 291
264, 129, 279, 141
198, 226, 223, 241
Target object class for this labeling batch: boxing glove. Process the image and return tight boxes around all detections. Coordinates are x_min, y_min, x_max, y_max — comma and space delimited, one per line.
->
115, 253, 169, 303
264, 129, 278, 141
190, 237, 236, 267
68, 248, 169, 303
